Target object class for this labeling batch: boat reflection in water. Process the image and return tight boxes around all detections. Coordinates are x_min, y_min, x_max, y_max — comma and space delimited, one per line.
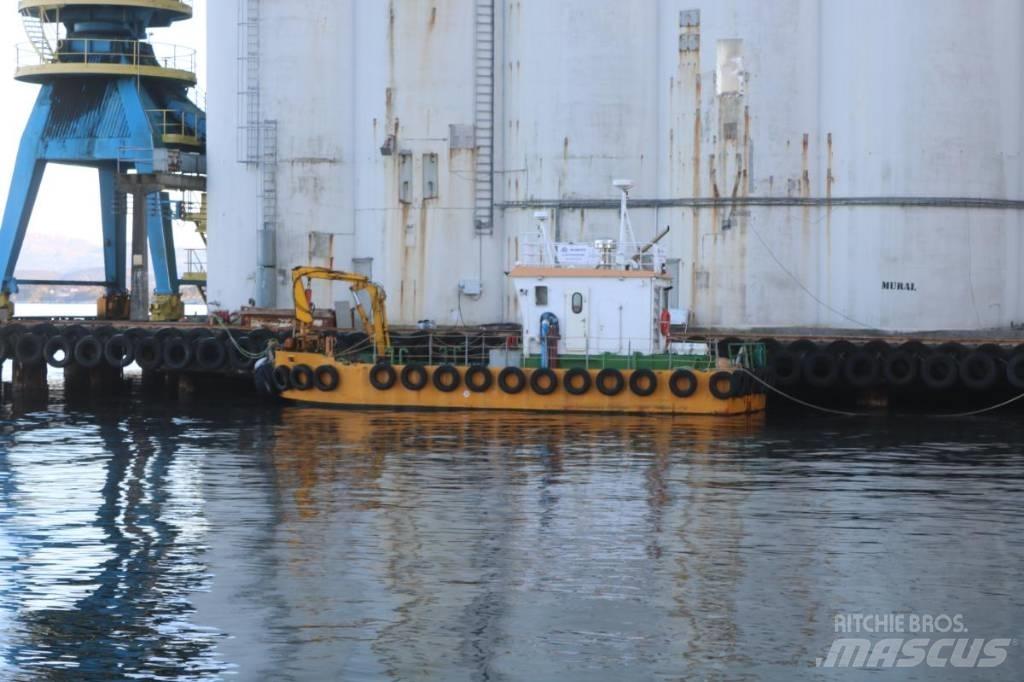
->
242, 408, 769, 680
1, 401, 1021, 680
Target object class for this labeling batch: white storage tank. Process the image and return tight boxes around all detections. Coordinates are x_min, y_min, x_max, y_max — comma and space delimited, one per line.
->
207, 0, 1024, 332
206, 0, 505, 324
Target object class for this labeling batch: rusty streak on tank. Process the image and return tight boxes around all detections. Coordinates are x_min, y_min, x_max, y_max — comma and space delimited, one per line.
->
826, 132, 834, 202
801, 133, 810, 197
709, 152, 720, 234
742, 105, 751, 199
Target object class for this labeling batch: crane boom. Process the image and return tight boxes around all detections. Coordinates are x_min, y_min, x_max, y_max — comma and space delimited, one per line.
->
291, 266, 391, 356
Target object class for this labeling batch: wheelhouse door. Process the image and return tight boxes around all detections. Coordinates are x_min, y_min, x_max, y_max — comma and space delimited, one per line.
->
565, 289, 588, 352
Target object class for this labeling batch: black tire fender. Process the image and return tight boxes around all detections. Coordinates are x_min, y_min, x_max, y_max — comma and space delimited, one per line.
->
709, 371, 735, 400
959, 351, 997, 391
669, 369, 698, 398
772, 350, 802, 387
196, 337, 227, 370
163, 336, 193, 371
103, 334, 135, 368
628, 368, 658, 397
883, 350, 918, 388
43, 334, 73, 368
74, 335, 104, 369
595, 368, 625, 396
369, 362, 397, 390
432, 364, 461, 393
530, 368, 558, 395
802, 350, 839, 388
465, 365, 493, 393
135, 336, 163, 371
314, 365, 340, 391
290, 364, 315, 391
1007, 354, 1024, 390
227, 335, 256, 370
843, 350, 880, 388
15, 332, 44, 366
271, 364, 291, 392
563, 368, 592, 395
497, 366, 527, 394
921, 353, 959, 390
400, 363, 429, 391
248, 330, 274, 354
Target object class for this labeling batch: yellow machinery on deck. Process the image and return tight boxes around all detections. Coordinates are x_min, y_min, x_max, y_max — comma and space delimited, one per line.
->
290, 266, 391, 357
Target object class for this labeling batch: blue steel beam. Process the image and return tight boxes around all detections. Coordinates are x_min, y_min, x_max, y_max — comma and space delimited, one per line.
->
0, 88, 52, 293
99, 165, 126, 293
118, 79, 158, 174
146, 192, 178, 294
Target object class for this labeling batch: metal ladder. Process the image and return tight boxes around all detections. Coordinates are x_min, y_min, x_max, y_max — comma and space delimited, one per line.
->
473, 0, 495, 235
236, 0, 261, 164
260, 120, 278, 232
21, 11, 55, 62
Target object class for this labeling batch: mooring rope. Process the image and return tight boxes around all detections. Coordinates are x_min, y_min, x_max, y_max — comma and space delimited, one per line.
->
210, 316, 275, 360
738, 368, 1024, 418
941, 392, 1024, 417
738, 369, 868, 417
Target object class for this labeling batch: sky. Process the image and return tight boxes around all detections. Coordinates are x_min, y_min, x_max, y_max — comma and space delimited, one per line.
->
0, 0, 207, 273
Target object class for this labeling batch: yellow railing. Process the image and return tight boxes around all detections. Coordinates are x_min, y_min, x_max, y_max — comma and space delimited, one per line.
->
15, 38, 196, 74
181, 248, 207, 281
146, 108, 205, 141
20, 0, 194, 10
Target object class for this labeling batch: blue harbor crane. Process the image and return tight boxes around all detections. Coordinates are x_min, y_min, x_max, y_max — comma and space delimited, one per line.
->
0, 0, 206, 321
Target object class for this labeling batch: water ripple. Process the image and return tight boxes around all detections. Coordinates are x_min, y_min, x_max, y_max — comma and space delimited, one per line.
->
0, 403, 1021, 680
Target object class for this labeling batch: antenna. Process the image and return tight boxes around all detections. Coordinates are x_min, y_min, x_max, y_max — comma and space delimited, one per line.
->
534, 210, 556, 265
614, 179, 637, 266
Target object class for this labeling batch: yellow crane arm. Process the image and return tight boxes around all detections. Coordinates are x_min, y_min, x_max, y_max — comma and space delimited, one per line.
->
291, 266, 392, 355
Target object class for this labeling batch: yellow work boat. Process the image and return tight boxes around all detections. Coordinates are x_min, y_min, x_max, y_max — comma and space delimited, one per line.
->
269, 183, 767, 416
273, 352, 766, 416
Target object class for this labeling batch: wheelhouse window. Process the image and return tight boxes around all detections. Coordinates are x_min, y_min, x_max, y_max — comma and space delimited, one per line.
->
535, 286, 548, 306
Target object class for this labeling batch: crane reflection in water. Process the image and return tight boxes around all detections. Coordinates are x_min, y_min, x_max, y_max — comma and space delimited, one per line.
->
0, 405, 230, 679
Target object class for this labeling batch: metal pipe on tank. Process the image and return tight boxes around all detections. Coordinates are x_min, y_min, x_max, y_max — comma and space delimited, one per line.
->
256, 227, 276, 307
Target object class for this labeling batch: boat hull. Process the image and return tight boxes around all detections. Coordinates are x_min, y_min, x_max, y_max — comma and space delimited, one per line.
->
275, 352, 766, 416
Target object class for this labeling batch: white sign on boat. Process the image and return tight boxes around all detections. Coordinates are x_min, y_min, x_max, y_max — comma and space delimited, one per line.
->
555, 243, 599, 266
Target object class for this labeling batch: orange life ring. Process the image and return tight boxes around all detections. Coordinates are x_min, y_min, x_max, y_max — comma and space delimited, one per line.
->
659, 308, 671, 337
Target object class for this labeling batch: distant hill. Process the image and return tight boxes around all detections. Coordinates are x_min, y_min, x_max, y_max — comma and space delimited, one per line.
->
16, 235, 104, 273
12, 236, 203, 304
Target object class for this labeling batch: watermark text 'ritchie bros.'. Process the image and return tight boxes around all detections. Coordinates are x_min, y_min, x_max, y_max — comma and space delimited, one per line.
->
816, 613, 1015, 669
